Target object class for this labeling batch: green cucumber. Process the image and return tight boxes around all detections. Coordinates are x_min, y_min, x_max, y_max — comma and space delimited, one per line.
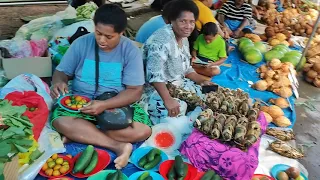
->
144, 176, 153, 180
143, 154, 162, 170
137, 172, 150, 180
167, 164, 176, 179
138, 155, 148, 167
212, 174, 221, 180
200, 170, 215, 180
73, 145, 95, 173
116, 169, 123, 180
146, 148, 161, 161
178, 163, 188, 179
83, 150, 98, 174
174, 155, 185, 177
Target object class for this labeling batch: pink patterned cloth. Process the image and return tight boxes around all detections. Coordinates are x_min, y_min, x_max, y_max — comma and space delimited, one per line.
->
180, 112, 267, 180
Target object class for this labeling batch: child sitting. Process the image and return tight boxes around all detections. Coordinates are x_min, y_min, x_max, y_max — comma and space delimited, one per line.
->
192, 22, 227, 78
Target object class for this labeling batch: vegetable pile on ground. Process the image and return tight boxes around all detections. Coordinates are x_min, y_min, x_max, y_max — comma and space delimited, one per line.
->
41, 154, 71, 177
73, 145, 98, 175
0, 99, 43, 176
76, 2, 98, 19
263, 44, 305, 68
303, 55, 320, 87
200, 169, 222, 180
173, 85, 263, 150
138, 148, 162, 170
166, 155, 189, 180
270, 140, 304, 159
237, 37, 265, 64
64, 95, 88, 109
106, 170, 125, 180
277, 166, 305, 180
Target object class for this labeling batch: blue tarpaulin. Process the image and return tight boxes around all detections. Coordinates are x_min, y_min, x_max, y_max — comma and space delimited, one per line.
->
35, 45, 298, 179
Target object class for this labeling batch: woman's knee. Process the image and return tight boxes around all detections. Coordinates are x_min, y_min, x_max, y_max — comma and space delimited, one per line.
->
211, 67, 221, 76
137, 124, 152, 140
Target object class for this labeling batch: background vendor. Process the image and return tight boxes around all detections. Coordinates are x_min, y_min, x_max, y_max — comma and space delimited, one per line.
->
135, 2, 172, 44
217, 0, 254, 38
192, 22, 227, 78
142, 0, 214, 124
50, 4, 151, 170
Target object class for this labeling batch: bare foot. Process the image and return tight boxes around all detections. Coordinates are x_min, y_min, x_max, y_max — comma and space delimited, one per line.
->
113, 143, 133, 169
62, 136, 72, 144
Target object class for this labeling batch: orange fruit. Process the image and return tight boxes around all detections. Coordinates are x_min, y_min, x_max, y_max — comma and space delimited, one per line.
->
55, 157, 64, 165
65, 99, 71, 104
59, 166, 69, 174
46, 158, 53, 163
75, 96, 82, 102
45, 169, 53, 176
62, 161, 69, 166
41, 163, 48, 171
76, 104, 82, 109
47, 161, 56, 169
71, 105, 77, 109
53, 164, 61, 170
51, 153, 58, 160
81, 99, 87, 104
52, 170, 61, 176
66, 154, 72, 159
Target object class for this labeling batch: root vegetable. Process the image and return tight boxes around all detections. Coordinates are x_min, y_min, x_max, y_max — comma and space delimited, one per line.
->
257, 64, 268, 73
280, 64, 290, 73
303, 63, 313, 72
266, 78, 275, 87
307, 69, 318, 79
273, 116, 291, 127
313, 76, 320, 87
261, 106, 270, 113
269, 98, 289, 108
273, 87, 293, 98
262, 112, 273, 123
253, 80, 268, 91
312, 63, 320, 72
266, 70, 276, 78
269, 58, 282, 70
268, 105, 284, 119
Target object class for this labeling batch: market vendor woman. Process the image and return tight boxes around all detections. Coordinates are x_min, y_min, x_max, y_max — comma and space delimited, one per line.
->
217, 0, 255, 38
50, 4, 151, 169
142, 0, 214, 124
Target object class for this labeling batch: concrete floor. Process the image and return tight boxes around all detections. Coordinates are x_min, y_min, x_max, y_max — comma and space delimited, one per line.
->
294, 76, 320, 180
0, 4, 319, 179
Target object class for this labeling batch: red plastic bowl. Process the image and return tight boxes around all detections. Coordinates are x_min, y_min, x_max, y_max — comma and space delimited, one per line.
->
60, 95, 91, 111
71, 149, 111, 178
159, 160, 198, 180
49, 177, 74, 180
252, 174, 275, 180
39, 155, 74, 178
194, 171, 205, 180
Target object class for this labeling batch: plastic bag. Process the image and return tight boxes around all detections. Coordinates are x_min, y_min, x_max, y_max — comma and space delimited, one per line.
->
14, 6, 77, 41
160, 116, 193, 135
5, 91, 49, 141
0, 74, 52, 108
0, 39, 47, 58
52, 20, 94, 40
18, 127, 66, 180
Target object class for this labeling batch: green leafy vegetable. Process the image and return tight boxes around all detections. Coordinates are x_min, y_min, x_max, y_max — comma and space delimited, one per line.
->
0, 163, 4, 176
29, 149, 45, 164
13, 144, 28, 153
0, 142, 11, 157
0, 100, 27, 116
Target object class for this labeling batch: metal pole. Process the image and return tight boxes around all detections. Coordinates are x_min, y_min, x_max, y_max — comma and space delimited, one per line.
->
297, 11, 320, 71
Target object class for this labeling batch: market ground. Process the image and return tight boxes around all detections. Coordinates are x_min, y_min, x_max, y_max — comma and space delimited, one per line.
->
0, 4, 320, 180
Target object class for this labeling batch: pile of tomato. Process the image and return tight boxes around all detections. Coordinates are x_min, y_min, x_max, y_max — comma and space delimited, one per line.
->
64, 96, 88, 109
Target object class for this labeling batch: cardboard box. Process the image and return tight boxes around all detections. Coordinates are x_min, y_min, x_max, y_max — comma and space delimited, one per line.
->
3, 155, 18, 180
2, 56, 52, 79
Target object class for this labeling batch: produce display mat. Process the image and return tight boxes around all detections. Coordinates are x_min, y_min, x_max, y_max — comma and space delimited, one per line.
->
34, 45, 298, 180
212, 48, 297, 128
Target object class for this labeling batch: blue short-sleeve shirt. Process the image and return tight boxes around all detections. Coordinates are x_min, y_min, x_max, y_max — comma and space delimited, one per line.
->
56, 33, 145, 99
